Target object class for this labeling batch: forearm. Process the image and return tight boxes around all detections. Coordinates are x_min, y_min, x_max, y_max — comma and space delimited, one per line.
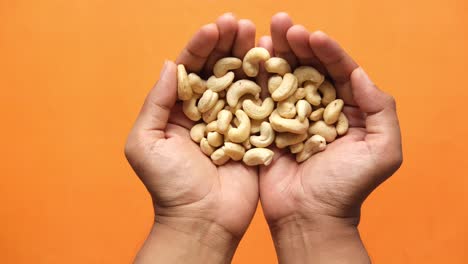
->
135, 216, 239, 264
270, 215, 370, 264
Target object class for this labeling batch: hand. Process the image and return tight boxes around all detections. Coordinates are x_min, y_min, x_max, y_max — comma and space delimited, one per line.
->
258, 13, 403, 263
125, 13, 259, 263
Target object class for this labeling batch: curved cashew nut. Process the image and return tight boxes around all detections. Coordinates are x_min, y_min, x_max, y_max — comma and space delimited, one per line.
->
222, 142, 245, 161
216, 110, 233, 134
190, 123, 206, 143
207, 131, 223, 147
269, 110, 309, 134
336, 112, 349, 136
271, 73, 298, 101
295, 87, 306, 100
277, 95, 298, 118
323, 99, 344, 124
205, 121, 218, 133
296, 135, 326, 162
242, 47, 271, 77
202, 99, 225, 123
242, 139, 252, 150
293, 66, 324, 86
318, 80, 337, 106
268, 75, 283, 94
264, 57, 291, 76
296, 100, 312, 121
308, 120, 337, 142
250, 122, 275, 148
289, 142, 304, 154
275, 132, 308, 149
177, 64, 193, 100
211, 148, 230, 166
198, 90, 219, 113
243, 97, 274, 120
207, 72, 235, 92
213, 57, 242, 77
304, 80, 321, 106
200, 138, 215, 156
188, 73, 207, 94
309, 107, 324, 121
250, 118, 264, 134
182, 93, 202, 121
227, 110, 251, 143
226, 79, 261, 107
242, 148, 274, 166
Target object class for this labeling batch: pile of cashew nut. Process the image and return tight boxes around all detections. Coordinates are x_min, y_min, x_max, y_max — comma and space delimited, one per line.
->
177, 47, 349, 166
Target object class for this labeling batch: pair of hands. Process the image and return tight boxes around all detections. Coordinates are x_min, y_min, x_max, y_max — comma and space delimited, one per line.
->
125, 13, 402, 264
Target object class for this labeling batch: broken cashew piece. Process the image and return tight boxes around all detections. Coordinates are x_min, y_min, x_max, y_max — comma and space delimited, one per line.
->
202, 99, 225, 123
243, 97, 274, 120
242, 148, 274, 166
200, 138, 215, 156
268, 75, 283, 94
308, 120, 337, 143
289, 142, 304, 154
271, 73, 298, 102
269, 110, 309, 134
264, 57, 291, 76
213, 57, 242, 77
198, 90, 219, 113
304, 80, 322, 106
188, 73, 207, 94
226, 79, 261, 107
223, 142, 245, 161
275, 132, 308, 149
293, 66, 324, 86
250, 122, 275, 148
336, 112, 349, 136
216, 110, 233, 134
211, 148, 230, 166
296, 100, 313, 122
296, 135, 327, 162
323, 99, 344, 125
318, 80, 337, 106
242, 47, 271, 77
227, 110, 251, 143
177, 64, 193, 100
182, 93, 202, 121
207, 71, 235, 92
190, 123, 206, 143
309, 108, 325, 121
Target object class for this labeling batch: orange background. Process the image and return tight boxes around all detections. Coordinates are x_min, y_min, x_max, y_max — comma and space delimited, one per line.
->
1, 0, 468, 263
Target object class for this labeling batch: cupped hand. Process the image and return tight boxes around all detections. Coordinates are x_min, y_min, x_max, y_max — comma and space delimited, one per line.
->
125, 14, 259, 244
258, 13, 403, 230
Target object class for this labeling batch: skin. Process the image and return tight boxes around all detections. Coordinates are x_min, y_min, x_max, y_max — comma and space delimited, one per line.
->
125, 12, 403, 264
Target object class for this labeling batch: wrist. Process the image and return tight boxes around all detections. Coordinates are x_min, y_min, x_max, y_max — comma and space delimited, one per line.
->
135, 216, 239, 264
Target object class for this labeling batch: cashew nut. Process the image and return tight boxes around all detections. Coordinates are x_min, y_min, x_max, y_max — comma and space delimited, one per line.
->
200, 138, 215, 156
250, 122, 275, 148
269, 109, 309, 134
182, 93, 202, 121
213, 57, 242, 77
271, 73, 298, 102
308, 120, 337, 143
296, 100, 312, 122
190, 123, 206, 143
198, 89, 219, 113
277, 95, 297, 119
207, 131, 223, 147
289, 142, 304, 154
177, 64, 193, 100
323, 99, 344, 125
268, 75, 282, 94
226, 79, 261, 107
242, 47, 271, 77
304, 80, 321, 106
242, 148, 274, 166
207, 71, 235, 92
296, 135, 326, 162
336, 112, 349, 136
275, 132, 308, 149
243, 97, 274, 120
250, 118, 264, 134
202, 99, 225, 123
227, 110, 251, 143
309, 107, 324, 121
293, 66, 324, 86
216, 110, 233, 134
264, 57, 291, 76
318, 80, 336, 106
188, 73, 207, 94
211, 148, 230, 166
205, 121, 218, 133
295, 88, 306, 100
242, 139, 252, 150
223, 142, 245, 161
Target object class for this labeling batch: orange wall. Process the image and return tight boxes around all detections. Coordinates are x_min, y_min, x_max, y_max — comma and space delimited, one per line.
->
1, 0, 468, 263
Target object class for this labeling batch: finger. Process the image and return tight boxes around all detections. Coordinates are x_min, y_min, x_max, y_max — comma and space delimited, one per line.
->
350, 67, 401, 153
176, 24, 219, 73
270, 12, 298, 68
203, 13, 238, 76
134, 61, 177, 136
168, 103, 195, 130
232, 19, 256, 58
256, 36, 274, 98
286, 25, 325, 72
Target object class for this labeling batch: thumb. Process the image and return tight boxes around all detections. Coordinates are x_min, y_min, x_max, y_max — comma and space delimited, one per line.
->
134, 60, 177, 133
